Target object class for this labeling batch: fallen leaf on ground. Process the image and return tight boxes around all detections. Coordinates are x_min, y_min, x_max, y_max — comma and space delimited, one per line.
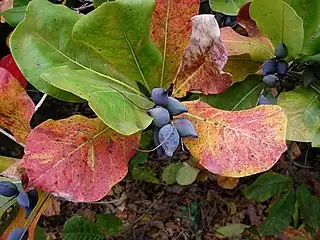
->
43, 197, 61, 217
217, 176, 239, 189
283, 226, 312, 240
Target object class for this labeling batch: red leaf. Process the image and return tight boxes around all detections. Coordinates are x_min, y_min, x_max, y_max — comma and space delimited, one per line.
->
23, 116, 140, 202
0, 54, 27, 88
172, 15, 232, 98
0, 67, 34, 143
150, 0, 199, 88
179, 101, 287, 177
237, 2, 260, 37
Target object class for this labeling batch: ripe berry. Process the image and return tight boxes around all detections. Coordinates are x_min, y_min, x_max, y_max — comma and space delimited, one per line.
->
166, 97, 188, 115
262, 59, 277, 76
151, 88, 168, 106
148, 107, 170, 128
0, 181, 19, 197
277, 60, 288, 74
275, 43, 288, 59
263, 75, 279, 87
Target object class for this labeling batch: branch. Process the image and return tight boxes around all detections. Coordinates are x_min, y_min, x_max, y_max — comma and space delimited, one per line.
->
0, 128, 25, 148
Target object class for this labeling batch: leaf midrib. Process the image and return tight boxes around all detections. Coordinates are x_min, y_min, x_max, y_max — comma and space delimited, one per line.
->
33, 32, 143, 97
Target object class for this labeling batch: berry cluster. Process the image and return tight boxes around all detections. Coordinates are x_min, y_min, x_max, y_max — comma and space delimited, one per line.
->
149, 88, 197, 157
0, 181, 38, 240
258, 43, 288, 105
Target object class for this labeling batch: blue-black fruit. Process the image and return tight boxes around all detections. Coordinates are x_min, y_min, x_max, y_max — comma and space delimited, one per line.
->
0, 181, 19, 197
151, 88, 168, 106
153, 128, 164, 158
277, 60, 288, 74
258, 95, 273, 105
27, 189, 38, 208
172, 119, 197, 138
148, 107, 170, 128
166, 97, 188, 115
275, 43, 288, 59
18, 192, 30, 208
263, 74, 279, 87
158, 124, 180, 157
262, 59, 277, 76
8, 228, 28, 240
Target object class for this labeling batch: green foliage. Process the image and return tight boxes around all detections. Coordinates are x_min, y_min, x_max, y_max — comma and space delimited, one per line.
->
259, 189, 296, 236
200, 75, 264, 111
244, 172, 292, 202
129, 152, 148, 169
95, 214, 122, 237
162, 162, 184, 184
216, 224, 249, 237
35, 226, 47, 240
1, 6, 27, 27
278, 87, 320, 144
176, 163, 199, 186
297, 184, 320, 229
250, 0, 304, 59
131, 166, 159, 184
209, 0, 250, 15
62, 216, 105, 240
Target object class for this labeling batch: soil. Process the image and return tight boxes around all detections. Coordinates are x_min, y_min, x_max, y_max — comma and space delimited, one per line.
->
1, 1, 320, 240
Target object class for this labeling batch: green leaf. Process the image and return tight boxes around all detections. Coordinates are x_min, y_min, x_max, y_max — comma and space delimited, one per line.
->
131, 166, 159, 184
209, 0, 250, 15
297, 184, 320, 229
62, 216, 105, 240
162, 163, 184, 185
277, 87, 320, 143
287, 0, 320, 55
0, 156, 18, 173
95, 214, 122, 237
243, 172, 292, 202
250, 0, 304, 59
13, 0, 31, 7
200, 75, 264, 111
312, 129, 320, 147
41, 66, 153, 135
129, 152, 148, 169
72, 0, 162, 93
35, 226, 47, 240
176, 163, 199, 186
1, 6, 27, 27
259, 189, 296, 236
216, 224, 249, 237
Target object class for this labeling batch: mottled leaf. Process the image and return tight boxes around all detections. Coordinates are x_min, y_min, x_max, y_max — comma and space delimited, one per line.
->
150, 0, 199, 88
217, 176, 239, 190
96, 214, 122, 237
176, 163, 199, 185
162, 162, 183, 185
237, 2, 260, 37
277, 87, 320, 143
201, 74, 263, 110
0, 67, 34, 143
172, 15, 232, 98
209, 0, 250, 15
244, 172, 292, 202
221, 27, 274, 82
283, 226, 312, 240
42, 66, 153, 135
131, 166, 159, 184
259, 189, 296, 236
0, 156, 17, 173
179, 101, 287, 177
216, 224, 249, 237
297, 184, 320, 229
0, 54, 27, 87
250, 0, 304, 59
23, 116, 139, 202
62, 216, 105, 240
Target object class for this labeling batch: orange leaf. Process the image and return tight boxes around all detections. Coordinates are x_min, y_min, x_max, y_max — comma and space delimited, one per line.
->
179, 101, 287, 177
0, 67, 35, 143
217, 176, 239, 189
173, 15, 232, 98
283, 226, 312, 240
0, 54, 27, 88
237, 2, 260, 37
0, 191, 50, 240
221, 27, 274, 82
150, 0, 199, 88
23, 116, 140, 202
43, 197, 60, 217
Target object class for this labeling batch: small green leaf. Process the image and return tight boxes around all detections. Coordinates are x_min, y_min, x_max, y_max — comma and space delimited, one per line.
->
278, 87, 320, 143
201, 75, 264, 111
216, 224, 249, 237
176, 163, 199, 186
62, 216, 105, 240
96, 214, 122, 237
209, 0, 250, 15
312, 129, 320, 147
35, 226, 47, 240
1, 6, 27, 27
243, 172, 292, 202
259, 189, 296, 236
297, 184, 320, 229
131, 166, 159, 184
129, 153, 148, 169
0, 156, 18, 173
250, 0, 304, 59
162, 163, 183, 185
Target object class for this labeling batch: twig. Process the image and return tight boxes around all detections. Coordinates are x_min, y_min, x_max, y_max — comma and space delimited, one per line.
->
0, 128, 25, 148
35, 94, 47, 112
73, 3, 93, 11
